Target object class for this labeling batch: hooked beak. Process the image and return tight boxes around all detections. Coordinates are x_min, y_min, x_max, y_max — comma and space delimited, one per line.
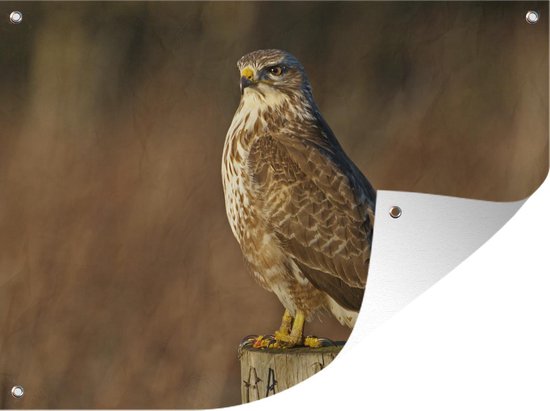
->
240, 66, 255, 95
240, 76, 253, 95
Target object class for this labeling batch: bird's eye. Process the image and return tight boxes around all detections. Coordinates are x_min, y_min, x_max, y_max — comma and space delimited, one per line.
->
268, 66, 284, 76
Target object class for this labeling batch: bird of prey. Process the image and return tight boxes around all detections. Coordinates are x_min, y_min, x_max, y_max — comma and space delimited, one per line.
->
222, 49, 376, 348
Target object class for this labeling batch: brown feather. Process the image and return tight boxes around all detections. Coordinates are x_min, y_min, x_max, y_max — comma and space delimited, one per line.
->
223, 49, 376, 323
248, 130, 374, 292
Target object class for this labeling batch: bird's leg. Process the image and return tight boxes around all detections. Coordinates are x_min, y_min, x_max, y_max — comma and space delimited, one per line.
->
289, 310, 305, 343
274, 310, 305, 347
245, 310, 294, 349
275, 310, 325, 348
274, 309, 293, 339
241, 309, 327, 349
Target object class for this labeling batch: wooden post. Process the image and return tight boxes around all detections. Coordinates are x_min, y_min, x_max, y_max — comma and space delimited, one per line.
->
238, 344, 344, 403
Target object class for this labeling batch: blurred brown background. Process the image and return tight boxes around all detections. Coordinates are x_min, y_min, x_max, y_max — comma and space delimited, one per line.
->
0, 1, 548, 409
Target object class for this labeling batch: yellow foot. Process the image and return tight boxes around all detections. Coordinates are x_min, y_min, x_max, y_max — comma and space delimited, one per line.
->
271, 334, 336, 348
240, 335, 281, 350
274, 330, 302, 348
304, 336, 322, 348
304, 336, 337, 348
239, 334, 337, 351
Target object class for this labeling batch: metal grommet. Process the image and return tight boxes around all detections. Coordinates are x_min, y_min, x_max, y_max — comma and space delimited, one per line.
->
11, 385, 24, 399
9, 11, 23, 24
389, 206, 402, 219
526, 10, 539, 24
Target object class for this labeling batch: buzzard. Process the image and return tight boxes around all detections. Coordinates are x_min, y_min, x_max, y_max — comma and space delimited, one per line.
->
222, 49, 376, 348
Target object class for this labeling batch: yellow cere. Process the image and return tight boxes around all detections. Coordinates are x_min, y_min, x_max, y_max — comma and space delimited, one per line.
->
241, 67, 254, 80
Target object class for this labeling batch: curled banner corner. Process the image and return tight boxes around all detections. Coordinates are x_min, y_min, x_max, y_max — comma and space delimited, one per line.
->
348, 189, 527, 344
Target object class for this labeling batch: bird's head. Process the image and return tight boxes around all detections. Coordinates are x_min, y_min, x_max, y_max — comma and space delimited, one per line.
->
236, 49, 312, 100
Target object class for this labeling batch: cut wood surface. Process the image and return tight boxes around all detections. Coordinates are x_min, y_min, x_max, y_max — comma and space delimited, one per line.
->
239, 343, 344, 403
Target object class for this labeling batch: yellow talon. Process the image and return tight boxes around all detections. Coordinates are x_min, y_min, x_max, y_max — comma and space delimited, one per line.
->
250, 335, 280, 349
241, 310, 334, 351
273, 310, 305, 347
304, 336, 322, 348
